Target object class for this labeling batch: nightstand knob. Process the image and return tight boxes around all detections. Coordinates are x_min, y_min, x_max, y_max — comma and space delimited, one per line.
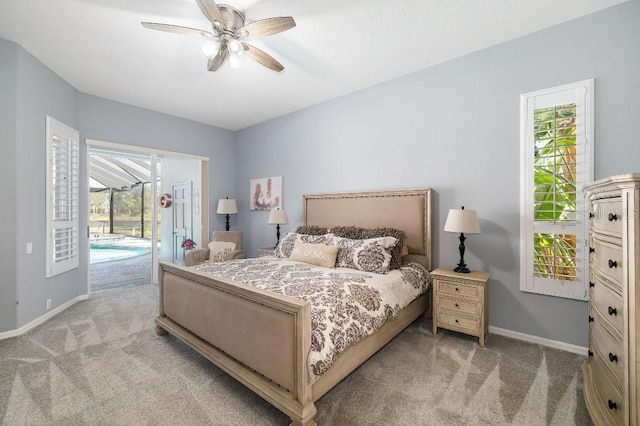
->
455, 287, 459, 292
608, 306, 617, 316
609, 352, 618, 363
608, 212, 618, 221
454, 319, 459, 323
588, 350, 594, 358
589, 247, 595, 253
589, 212, 595, 218
608, 259, 617, 268
608, 400, 617, 410
589, 316, 594, 323
589, 281, 595, 288
455, 303, 459, 308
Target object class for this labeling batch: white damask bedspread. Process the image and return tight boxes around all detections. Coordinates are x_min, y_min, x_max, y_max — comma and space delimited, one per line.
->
192, 257, 431, 382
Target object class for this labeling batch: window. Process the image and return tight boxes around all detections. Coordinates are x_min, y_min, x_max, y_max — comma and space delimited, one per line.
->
520, 80, 594, 300
46, 116, 80, 278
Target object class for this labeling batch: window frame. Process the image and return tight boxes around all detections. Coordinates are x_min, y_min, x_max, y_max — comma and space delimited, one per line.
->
45, 116, 80, 278
519, 79, 594, 300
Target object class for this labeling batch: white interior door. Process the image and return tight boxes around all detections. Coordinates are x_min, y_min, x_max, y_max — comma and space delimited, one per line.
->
172, 181, 193, 264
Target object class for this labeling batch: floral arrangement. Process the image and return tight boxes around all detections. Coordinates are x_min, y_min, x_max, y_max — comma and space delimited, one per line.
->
181, 238, 197, 251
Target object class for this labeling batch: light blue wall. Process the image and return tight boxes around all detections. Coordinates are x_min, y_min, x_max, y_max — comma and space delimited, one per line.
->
0, 43, 236, 333
78, 94, 237, 234
235, 0, 640, 347
0, 39, 18, 331
15, 46, 80, 328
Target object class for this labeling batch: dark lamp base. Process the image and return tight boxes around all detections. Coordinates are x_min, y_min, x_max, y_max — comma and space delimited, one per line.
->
453, 265, 471, 273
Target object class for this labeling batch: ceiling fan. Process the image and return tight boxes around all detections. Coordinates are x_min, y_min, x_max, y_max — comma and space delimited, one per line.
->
141, 0, 295, 72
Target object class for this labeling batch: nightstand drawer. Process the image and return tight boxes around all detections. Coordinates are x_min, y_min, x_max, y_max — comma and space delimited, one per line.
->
437, 312, 478, 332
438, 296, 477, 316
438, 280, 478, 300
258, 247, 276, 257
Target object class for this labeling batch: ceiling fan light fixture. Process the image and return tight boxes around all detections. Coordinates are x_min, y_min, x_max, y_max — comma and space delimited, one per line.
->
142, 0, 296, 72
201, 41, 219, 58
227, 39, 244, 57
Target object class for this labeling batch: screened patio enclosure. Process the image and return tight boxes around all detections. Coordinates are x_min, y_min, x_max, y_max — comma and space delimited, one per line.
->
89, 150, 158, 239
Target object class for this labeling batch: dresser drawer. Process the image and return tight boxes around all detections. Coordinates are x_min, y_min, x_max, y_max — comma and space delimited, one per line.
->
437, 311, 478, 334
591, 313, 624, 387
438, 280, 479, 300
591, 355, 625, 425
438, 296, 478, 317
591, 271, 624, 338
591, 197, 623, 237
591, 235, 623, 286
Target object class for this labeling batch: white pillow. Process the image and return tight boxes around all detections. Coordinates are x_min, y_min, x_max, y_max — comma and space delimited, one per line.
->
208, 241, 236, 262
290, 241, 339, 268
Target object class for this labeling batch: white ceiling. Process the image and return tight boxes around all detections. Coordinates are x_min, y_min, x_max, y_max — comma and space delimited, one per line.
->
0, 0, 628, 131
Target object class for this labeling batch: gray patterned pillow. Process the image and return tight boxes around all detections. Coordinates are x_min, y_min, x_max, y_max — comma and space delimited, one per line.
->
295, 225, 329, 235
274, 232, 329, 258
327, 235, 398, 274
330, 226, 407, 270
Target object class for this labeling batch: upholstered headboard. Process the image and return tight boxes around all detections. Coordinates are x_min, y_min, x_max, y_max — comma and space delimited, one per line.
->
303, 188, 432, 270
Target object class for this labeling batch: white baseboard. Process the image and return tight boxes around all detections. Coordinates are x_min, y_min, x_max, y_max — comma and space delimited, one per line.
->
0, 294, 89, 340
489, 326, 588, 356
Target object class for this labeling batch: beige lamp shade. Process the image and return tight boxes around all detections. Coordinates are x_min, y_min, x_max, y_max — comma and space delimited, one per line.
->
216, 198, 238, 215
444, 208, 481, 234
268, 208, 289, 225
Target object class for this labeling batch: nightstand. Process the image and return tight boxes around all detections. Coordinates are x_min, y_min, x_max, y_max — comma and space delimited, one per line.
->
258, 246, 276, 257
431, 267, 490, 347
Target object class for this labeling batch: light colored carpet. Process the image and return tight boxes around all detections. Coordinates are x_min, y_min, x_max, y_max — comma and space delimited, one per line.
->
0, 285, 592, 425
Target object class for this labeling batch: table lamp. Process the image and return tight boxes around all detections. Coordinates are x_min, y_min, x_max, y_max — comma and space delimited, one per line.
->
268, 208, 288, 245
444, 206, 481, 273
216, 198, 238, 231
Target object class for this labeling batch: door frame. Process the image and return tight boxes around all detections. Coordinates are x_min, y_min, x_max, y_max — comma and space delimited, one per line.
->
85, 139, 209, 291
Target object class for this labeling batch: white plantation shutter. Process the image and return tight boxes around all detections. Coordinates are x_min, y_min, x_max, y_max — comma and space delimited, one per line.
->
520, 80, 594, 300
46, 116, 80, 277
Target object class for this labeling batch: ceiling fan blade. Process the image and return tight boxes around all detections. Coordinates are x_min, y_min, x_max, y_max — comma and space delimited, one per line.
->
242, 43, 284, 72
141, 22, 214, 39
195, 0, 223, 24
208, 46, 228, 71
239, 17, 296, 38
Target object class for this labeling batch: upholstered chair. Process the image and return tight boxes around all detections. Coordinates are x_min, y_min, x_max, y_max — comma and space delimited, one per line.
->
184, 231, 246, 266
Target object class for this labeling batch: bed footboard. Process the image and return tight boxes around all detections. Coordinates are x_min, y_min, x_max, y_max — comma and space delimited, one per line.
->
156, 262, 316, 426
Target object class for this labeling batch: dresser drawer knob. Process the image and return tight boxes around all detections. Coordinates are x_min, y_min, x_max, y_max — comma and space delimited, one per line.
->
608, 213, 618, 221
455, 287, 459, 292
588, 316, 594, 323
589, 247, 595, 253
454, 303, 459, 308
589, 281, 595, 288
589, 212, 595, 218
608, 400, 617, 410
609, 352, 618, 363
454, 319, 459, 323
588, 350, 594, 358
608, 306, 617, 316
608, 259, 617, 268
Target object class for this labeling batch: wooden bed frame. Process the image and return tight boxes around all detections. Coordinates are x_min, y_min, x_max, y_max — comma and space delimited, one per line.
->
155, 188, 433, 425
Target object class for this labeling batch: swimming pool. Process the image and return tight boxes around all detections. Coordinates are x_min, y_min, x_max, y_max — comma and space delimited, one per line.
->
90, 245, 151, 264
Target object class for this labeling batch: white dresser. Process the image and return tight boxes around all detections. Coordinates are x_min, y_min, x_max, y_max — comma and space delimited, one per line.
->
583, 174, 640, 425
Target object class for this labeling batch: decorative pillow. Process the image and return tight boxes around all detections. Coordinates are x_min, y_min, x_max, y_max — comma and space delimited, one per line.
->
274, 232, 329, 258
330, 226, 407, 270
295, 225, 329, 236
289, 241, 339, 268
327, 235, 398, 274
208, 241, 236, 262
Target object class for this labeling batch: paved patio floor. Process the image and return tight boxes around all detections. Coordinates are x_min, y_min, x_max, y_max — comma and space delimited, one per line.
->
89, 237, 155, 294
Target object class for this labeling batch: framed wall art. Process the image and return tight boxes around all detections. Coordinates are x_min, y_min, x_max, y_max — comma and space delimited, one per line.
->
250, 176, 282, 211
